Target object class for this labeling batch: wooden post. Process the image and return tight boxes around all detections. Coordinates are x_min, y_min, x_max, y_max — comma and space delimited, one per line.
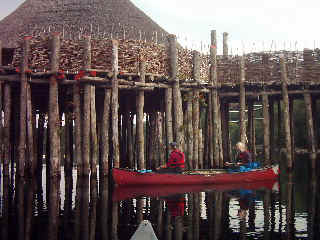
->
111, 40, 120, 168
221, 99, 231, 163
73, 83, 82, 176
192, 51, 200, 169
186, 91, 193, 169
210, 30, 223, 167
247, 101, 256, 161
289, 99, 295, 160
90, 86, 98, 175
18, 36, 31, 177
127, 113, 134, 168
262, 94, 271, 165
304, 93, 317, 163
64, 112, 72, 175
136, 61, 145, 169
168, 34, 184, 150
49, 33, 61, 177
82, 36, 91, 176
269, 98, 275, 163
239, 55, 247, 144
26, 74, 35, 176
280, 55, 293, 169
3, 84, 11, 176
100, 87, 111, 175
37, 113, 45, 175
165, 87, 173, 160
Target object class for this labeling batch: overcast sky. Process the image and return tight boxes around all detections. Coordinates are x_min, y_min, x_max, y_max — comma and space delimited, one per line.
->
1, 0, 319, 53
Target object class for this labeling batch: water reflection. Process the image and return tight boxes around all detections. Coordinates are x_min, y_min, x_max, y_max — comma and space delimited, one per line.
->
0, 161, 319, 239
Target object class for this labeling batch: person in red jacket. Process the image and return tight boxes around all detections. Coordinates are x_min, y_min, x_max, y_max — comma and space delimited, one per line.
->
156, 142, 185, 173
225, 142, 252, 167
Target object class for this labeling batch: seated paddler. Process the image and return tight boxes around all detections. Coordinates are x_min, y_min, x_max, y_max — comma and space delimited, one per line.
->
155, 141, 185, 174
225, 142, 257, 171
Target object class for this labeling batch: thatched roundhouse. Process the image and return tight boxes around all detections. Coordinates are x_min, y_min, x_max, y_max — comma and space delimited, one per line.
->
0, 0, 168, 48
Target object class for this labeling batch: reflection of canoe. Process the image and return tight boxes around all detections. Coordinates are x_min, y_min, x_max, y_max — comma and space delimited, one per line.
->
113, 180, 279, 201
112, 165, 279, 186
130, 220, 158, 240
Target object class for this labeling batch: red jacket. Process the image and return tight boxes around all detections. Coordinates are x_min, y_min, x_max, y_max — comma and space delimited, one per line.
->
237, 151, 252, 164
167, 149, 185, 169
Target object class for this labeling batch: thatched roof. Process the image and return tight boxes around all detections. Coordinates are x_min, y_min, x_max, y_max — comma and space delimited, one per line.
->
0, 0, 169, 48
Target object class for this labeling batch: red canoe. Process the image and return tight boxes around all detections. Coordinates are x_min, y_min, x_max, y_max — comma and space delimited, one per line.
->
112, 164, 280, 186
113, 180, 279, 201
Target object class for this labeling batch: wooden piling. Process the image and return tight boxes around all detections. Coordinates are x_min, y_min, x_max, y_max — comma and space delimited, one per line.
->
136, 61, 145, 169
48, 33, 61, 177
223, 32, 228, 58
0, 41, 2, 165
3, 84, 11, 176
192, 51, 200, 169
239, 55, 247, 144
18, 36, 31, 177
280, 55, 293, 169
269, 98, 275, 163
304, 93, 317, 164
168, 34, 184, 150
73, 82, 82, 176
262, 94, 270, 165
26, 75, 35, 175
111, 40, 120, 168
186, 91, 193, 169
100, 87, 111, 175
37, 113, 45, 175
64, 112, 72, 175
247, 101, 256, 161
82, 36, 91, 176
221, 99, 231, 162
165, 87, 173, 159
90, 83, 98, 176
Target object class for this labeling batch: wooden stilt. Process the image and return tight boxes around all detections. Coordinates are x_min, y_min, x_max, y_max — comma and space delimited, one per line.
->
247, 100, 256, 161
168, 34, 184, 150
73, 82, 82, 176
100, 87, 111, 175
90, 83, 98, 176
37, 113, 45, 175
127, 112, 134, 168
49, 33, 61, 177
239, 55, 247, 144
82, 36, 91, 176
136, 61, 145, 169
165, 87, 173, 160
221, 99, 231, 162
3, 83, 11, 176
26, 76, 35, 176
64, 111, 72, 175
192, 51, 200, 169
304, 93, 317, 165
111, 40, 120, 168
280, 55, 293, 169
262, 94, 271, 165
18, 36, 31, 177
186, 91, 193, 169
289, 99, 295, 163
269, 98, 275, 163
210, 30, 222, 167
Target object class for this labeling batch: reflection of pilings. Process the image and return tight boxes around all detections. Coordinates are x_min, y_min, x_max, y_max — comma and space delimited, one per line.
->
187, 193, 194, 240
25, 179, 35, 240
263, 190, 271, 240
48, 178, 60, 240
99, 177, 109, 240
1, 177, 9, 239
111, 201, 119, 240
193, 193, 200, 240
174, 216, 184, 240
80, 177, 90, 240
307, 175, 317, 239
63, 174, 73, 239
213, 192, 223, 240
89, 177, 98, 240
286, 173, 295, 240
16, 178, 25, 240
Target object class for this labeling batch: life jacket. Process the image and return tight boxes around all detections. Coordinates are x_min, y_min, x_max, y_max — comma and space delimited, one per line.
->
237, 151, 252, 164
167, 149, 185, 169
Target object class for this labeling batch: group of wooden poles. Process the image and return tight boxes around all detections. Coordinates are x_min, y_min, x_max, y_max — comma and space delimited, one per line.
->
0, 30, 318, 178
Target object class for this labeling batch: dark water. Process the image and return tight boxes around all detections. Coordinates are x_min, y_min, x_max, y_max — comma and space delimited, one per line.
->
0, 155, 319, 240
